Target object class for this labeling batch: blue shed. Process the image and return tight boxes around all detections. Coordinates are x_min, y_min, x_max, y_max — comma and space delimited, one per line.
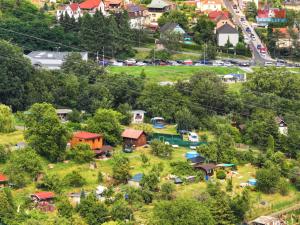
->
248, 178, 257, 186
185, 151, 200, 159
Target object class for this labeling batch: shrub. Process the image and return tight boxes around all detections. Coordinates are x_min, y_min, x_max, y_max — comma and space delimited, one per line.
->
0, 145, 9, 163
160, 182, 175, 200
216, 170, 226, 180
36, 174, 64, 193
256, 167, 280, 194
111, 200, 133, 221
63, 171, 86, 187
278, 178, 289, 196
98, 171, 104, 183
71, 143, 94, 163
150, 140, 173, 158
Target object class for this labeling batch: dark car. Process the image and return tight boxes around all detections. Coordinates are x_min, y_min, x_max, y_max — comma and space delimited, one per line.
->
257, 44, 262, 50
239, 61, 250, 67
199, 60, 212, 65
233, 4, 237, 9
246, 27, 251, 33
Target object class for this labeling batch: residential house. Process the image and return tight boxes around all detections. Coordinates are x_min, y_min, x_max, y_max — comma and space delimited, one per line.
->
250, 216, 282, 225
121, 128, 147, 147
25, 51, 88, 70
70, 131, 103, 150
128, 173, 143, 187
125, 4, 150, 29
147, 0, 175, 25
131, 110, 146, 124
275, 116, 288, 135
57, 0, 106, 21
57, 3, 82, 21
0, 174, 8, 187
56, 108, 72, 122
216, 23, 239, 46
256, 9, 287, 27
272, 27, 300, 48
208, 10, 229, 20
196, 0, 223, 12
159, 22, 186, 39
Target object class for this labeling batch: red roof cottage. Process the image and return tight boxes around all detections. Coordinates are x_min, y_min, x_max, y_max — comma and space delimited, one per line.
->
31, 192, 55, 202
0, 173, 8, 187
71, 131, 103, 150
121, 128, 147, 147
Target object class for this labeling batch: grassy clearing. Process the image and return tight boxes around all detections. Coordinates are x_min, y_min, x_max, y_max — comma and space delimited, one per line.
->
0, 130, 24, 146
107, 66, 243, 83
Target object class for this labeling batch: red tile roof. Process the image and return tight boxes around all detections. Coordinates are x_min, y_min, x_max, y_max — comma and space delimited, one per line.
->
32, 192, 55, 200
105, 0, 122, 5
121, 128, 145, 139
208, 10, 229, 20
257, 9, 286, 19
70, 3, 80, 11
73, 131, 102, 139
79, 0, 101, 9
0, 174, 8, 182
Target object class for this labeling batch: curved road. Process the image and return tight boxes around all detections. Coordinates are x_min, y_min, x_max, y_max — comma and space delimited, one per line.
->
223, 0, 274, 65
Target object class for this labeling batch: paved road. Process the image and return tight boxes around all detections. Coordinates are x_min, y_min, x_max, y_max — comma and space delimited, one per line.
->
223, 0, 274, 65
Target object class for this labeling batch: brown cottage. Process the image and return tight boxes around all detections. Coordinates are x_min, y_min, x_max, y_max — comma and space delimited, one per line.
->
121, 128, 147, 147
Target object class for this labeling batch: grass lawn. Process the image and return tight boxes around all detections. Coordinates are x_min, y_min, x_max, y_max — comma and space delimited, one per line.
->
107, 66, 243, 83
0, 130, 24, 146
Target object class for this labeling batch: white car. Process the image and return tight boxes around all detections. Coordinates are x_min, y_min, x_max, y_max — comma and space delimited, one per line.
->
213, 60, 224, 66
125, 59, 136, 65
224, 62, 232, 67
188, 132, 199, 142
136, 61, 146, 66
112, 61, 123, 66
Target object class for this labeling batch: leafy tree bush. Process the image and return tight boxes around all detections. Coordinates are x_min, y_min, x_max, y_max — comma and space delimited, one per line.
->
158, 10, 189, 30
5, 147, 43, 188
216, 170, 226, 180
36, 174, 64, 193
230, 189, 250, 223
98, 171, 104, 183
175, 108, 198, 131
150, 140, 173, 158
0, 188, 15, 223
278, 178, 289, 196
226, 179, 233, 192
140, 172, 160, 191
70, 143, 94, 163
147, 49, 171, 61
111, 200, 133, 221
87, 108, 123, 145
153, 199, 215, 225
57, 197, 74, 218
77, 194, 109, 225
256, 167, 280, 193
25, 103, 71, 162
160, 182, 175, 200
0, 104, 15, 133
63, 171, 86, 188
0, 145, 9, 163
140, 153, 149, 166
112, 154, 130, 183
170, 161, 204, 180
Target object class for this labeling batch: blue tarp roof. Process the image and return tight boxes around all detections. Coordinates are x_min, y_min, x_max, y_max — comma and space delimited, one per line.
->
131, 173, 143, 182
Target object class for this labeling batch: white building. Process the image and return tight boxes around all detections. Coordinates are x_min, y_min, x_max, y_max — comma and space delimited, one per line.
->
196, 0, 223, 11
125, 4, 150, 29
275, 116, 288, 135
25, 51, 88, 70
131, 110, 146, 124
216, 24, 239, 47
56, 0, 106, 21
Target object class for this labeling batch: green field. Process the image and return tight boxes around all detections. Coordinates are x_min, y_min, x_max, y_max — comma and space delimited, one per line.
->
107, 66, 244, 83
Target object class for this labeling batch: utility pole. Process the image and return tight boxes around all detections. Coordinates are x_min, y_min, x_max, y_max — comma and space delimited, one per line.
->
102, 47, 104, 67
153, 39, 156, 65
96, 51, 99, 63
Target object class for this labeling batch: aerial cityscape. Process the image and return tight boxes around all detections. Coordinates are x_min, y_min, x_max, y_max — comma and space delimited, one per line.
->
0, 0, 300, 224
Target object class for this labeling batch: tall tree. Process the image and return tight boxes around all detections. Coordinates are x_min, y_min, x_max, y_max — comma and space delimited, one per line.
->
158, 10, 189, 30
86, 108, 123, 145
25, 103, 71, 162
0, 40, 33, 110
0, 104, 15, 133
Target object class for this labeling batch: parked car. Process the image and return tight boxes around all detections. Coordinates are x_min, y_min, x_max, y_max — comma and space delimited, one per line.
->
188, 132, 199, 142
136, 61, 147, 66
239, 61, 250, 67
168, 60, 180, 66
257, 44, 262, 50
198, 60, 212, 65
125, 58, 136, 66
111, 61, 123, 66
246, 27, 251, 33
240, 17, 245, 22
224, 61, 232, 67
264, 61, 273, 66
183, 59, 193, 65
233, 4, 237, 9
213, 60, 224, 66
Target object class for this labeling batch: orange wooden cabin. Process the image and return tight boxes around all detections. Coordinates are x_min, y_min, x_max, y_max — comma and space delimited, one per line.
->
70, 131, 103, 150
